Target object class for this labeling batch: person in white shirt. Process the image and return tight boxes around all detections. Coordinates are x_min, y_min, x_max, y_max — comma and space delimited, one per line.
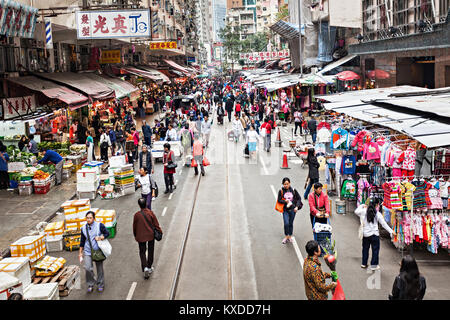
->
201, 115, 212, 148
355, 198, 396, 271
317, 127, 331, 143
99, 129, 111, 161
293, 109, 303, 135
165, 124, 178, 141
246, 125, 261, 158
136, 167, 157, 210
232, 113, 243, 143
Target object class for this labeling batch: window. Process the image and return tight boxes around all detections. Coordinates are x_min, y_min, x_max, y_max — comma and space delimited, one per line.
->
263, 7, 267, 11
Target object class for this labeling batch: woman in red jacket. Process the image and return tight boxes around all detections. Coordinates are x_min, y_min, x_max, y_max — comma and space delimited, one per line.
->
308, 182, 330, 227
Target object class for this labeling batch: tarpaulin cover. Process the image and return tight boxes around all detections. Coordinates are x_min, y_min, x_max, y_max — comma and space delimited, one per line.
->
7, 76, 89, 107
38, 72, 115, 101
135, 66, 171, 83
163, 59, 191, 76
121, 66, 163, 82
82, 73, 139, 100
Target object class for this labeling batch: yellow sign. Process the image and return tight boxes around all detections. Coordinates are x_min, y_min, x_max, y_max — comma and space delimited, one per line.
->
150, 41, 177, 50
99, 50, 121, 64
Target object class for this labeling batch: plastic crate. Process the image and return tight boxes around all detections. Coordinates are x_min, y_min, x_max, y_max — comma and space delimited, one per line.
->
18, 184, 33, 196
34, 183, 50, 194
9, 180, 18, 189
45, 238, 63, 253
106, 221, 117, 239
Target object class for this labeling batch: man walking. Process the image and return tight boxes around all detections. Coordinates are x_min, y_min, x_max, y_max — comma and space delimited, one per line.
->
303, 240, 337, 300
142, 120, 153, 147
307, 117, 318, 144
201, 115, 212, 148
139, 145, 155, 174
133, 198, 163, 279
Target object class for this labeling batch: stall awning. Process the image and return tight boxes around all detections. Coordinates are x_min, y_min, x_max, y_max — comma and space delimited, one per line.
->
81, 73, 139, 100
7, 76, 89, 108
37, 72, 115, 101
163, 59, 191, 76
121, 66, 163, 82
317, 55, 357, 75
135, 66, 171, 83
269, 20, 305, 40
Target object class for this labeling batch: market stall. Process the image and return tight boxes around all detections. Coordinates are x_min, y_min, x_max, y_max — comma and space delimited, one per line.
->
312, 86, 450, 256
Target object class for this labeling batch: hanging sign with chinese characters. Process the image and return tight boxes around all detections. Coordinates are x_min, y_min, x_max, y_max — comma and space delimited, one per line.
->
239, 49, 290, 63
0, 0, 38, 38
99, 49, 121, 64
149, 41, 177, 50
2, 95, 36, 120
76, 9, 151, 39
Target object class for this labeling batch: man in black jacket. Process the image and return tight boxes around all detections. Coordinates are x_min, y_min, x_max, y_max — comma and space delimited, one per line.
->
225, 97, 234, 122
139, 145, 155, 174
307, 117, 317, 144
142, 120, 152, 147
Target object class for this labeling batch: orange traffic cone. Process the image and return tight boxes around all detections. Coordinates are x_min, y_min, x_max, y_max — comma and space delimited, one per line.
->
280, 153, 290, 169
275, 127, 282, 147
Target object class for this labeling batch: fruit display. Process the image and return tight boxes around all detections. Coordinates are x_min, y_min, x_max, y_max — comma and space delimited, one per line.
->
33, 170, 50, 180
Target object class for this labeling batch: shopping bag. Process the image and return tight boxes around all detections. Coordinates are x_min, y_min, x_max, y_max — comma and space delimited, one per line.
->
202, 156, 210, 166
97, 239, 112, 258
191, 158, 198, 167
331, 279, 345, 300
275, 201, 284, 213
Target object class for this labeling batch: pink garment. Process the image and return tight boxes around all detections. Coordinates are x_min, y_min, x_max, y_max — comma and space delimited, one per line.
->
363, 141, 381, 160
391, 148, 403, 168
132, 131, 139, 146
401, 147, 416, 171
392, 168, 402, 177
317, 121, 331, 130
192, 140, 204, 156
402, 213, 412, 245
351, 130, 369, 152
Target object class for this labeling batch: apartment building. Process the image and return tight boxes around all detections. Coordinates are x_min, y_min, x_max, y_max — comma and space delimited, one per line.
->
349, 0, 450, 88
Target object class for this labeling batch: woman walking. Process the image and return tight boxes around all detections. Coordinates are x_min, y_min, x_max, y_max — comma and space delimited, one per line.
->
354, 198, 396, 271
99, 129, 111, 162
389, 255, 426, 300
136, 167, 157, 210
246, 125, 260, 158
162, 143, 176, 193
304, 148, 320, 200
277, 177, 303, 244
86, 131, 95, 162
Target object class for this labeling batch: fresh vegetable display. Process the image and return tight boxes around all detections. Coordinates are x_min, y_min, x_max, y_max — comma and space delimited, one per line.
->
40, 164, 55, 174
70, 144, 86, 153
38, 141, 71, 151
22, 167, 38, 175
33, 170, 50, 180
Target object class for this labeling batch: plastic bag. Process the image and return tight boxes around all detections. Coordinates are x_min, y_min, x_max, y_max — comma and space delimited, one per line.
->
191, 158, 197, 167
332, 279, 345, 300
202, 156, 210, 166
97, 239, 112, 258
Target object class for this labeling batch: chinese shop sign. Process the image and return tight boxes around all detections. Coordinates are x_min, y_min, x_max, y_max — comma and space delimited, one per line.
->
0, 0, 38, 38
149, 41, 177, 50
99, 49, 121, 64
2, 95, 36, 120
76, 10, 150, 39
239, 49, 290, 62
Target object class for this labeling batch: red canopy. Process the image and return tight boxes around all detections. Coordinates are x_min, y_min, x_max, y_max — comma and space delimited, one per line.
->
367, 69, 390, 79
336, 71, 360, 81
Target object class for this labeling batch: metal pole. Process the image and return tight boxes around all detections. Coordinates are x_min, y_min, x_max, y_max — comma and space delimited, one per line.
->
298, 0, 303, 76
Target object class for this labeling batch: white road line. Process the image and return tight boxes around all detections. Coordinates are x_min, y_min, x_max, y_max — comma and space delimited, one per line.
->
179, 169, 182, 175
291, 237, 305, 269
270, 184, 277, 199
168, 192, 173, 200
259, 155, 269, 175
162, 207, 167, 216
126, 282, 137, 300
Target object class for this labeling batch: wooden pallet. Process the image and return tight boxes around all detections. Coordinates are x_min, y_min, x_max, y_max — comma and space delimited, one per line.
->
32, 265, 80, 297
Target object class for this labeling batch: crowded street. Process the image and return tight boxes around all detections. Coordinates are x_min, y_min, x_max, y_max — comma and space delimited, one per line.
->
0, 0, 449, 309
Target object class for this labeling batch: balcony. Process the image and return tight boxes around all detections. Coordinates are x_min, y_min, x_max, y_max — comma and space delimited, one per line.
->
240, 19, 255, 25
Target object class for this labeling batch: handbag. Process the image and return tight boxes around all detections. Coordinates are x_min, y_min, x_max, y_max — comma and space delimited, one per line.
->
97, 239, 112, 258
166, 151, 177, 169
275, 189, 284, 213
85, 224, 106, 262
140, 210, 162, 241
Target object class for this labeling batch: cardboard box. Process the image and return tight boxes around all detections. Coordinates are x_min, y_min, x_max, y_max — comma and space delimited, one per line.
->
10, 235, 46, 263
24, 283, 59, 300
0, 257, 31, 289
96, 209, 116, 227
0, 273, 23, 300
44, 221, 64, 241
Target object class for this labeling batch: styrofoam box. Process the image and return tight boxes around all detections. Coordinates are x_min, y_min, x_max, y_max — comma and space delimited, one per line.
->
109, 155, 126, 168
24, 283, 59, 300
0, 273, 23, 300
77, 191, 97, 200
82, 165, 101, 175
77, 169, 98, 183
76, 179, 100, 192
0, 257, 31, 289
45, 238, 63, 253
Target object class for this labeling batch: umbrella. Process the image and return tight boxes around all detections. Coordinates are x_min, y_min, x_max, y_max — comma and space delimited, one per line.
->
336, 71, 360, 81
300, 74, 335, 85
367, 69, 390, 79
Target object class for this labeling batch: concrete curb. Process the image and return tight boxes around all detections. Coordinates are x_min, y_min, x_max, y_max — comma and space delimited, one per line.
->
0, 193, 77, 259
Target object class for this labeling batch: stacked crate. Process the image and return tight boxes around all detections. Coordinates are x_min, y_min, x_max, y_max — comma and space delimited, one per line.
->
95, 209, 117, 238
10, 235, 46, 263
44, 221, 65, 253
76, 168, 99, 200
114, 164, 134, 195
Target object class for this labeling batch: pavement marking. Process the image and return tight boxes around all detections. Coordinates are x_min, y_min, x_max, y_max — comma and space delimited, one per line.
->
126, 282, 137, 300
179, 169, 182, 175
168, 192, 173, 200
162, 207, 167, 217
259, 155, 269, 175
291, 237, 305, 269
270, 184, 277, 199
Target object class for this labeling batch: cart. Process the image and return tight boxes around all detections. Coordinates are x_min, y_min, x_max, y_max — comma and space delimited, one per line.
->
313, 217, 332, 257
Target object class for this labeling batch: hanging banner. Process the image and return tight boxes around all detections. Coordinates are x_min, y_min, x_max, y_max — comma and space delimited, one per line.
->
2, 95, 36, 120
99, 49, 121, 64
0, 0, 38, 38
76, 9, 151, 39
240, 49, 290, 62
